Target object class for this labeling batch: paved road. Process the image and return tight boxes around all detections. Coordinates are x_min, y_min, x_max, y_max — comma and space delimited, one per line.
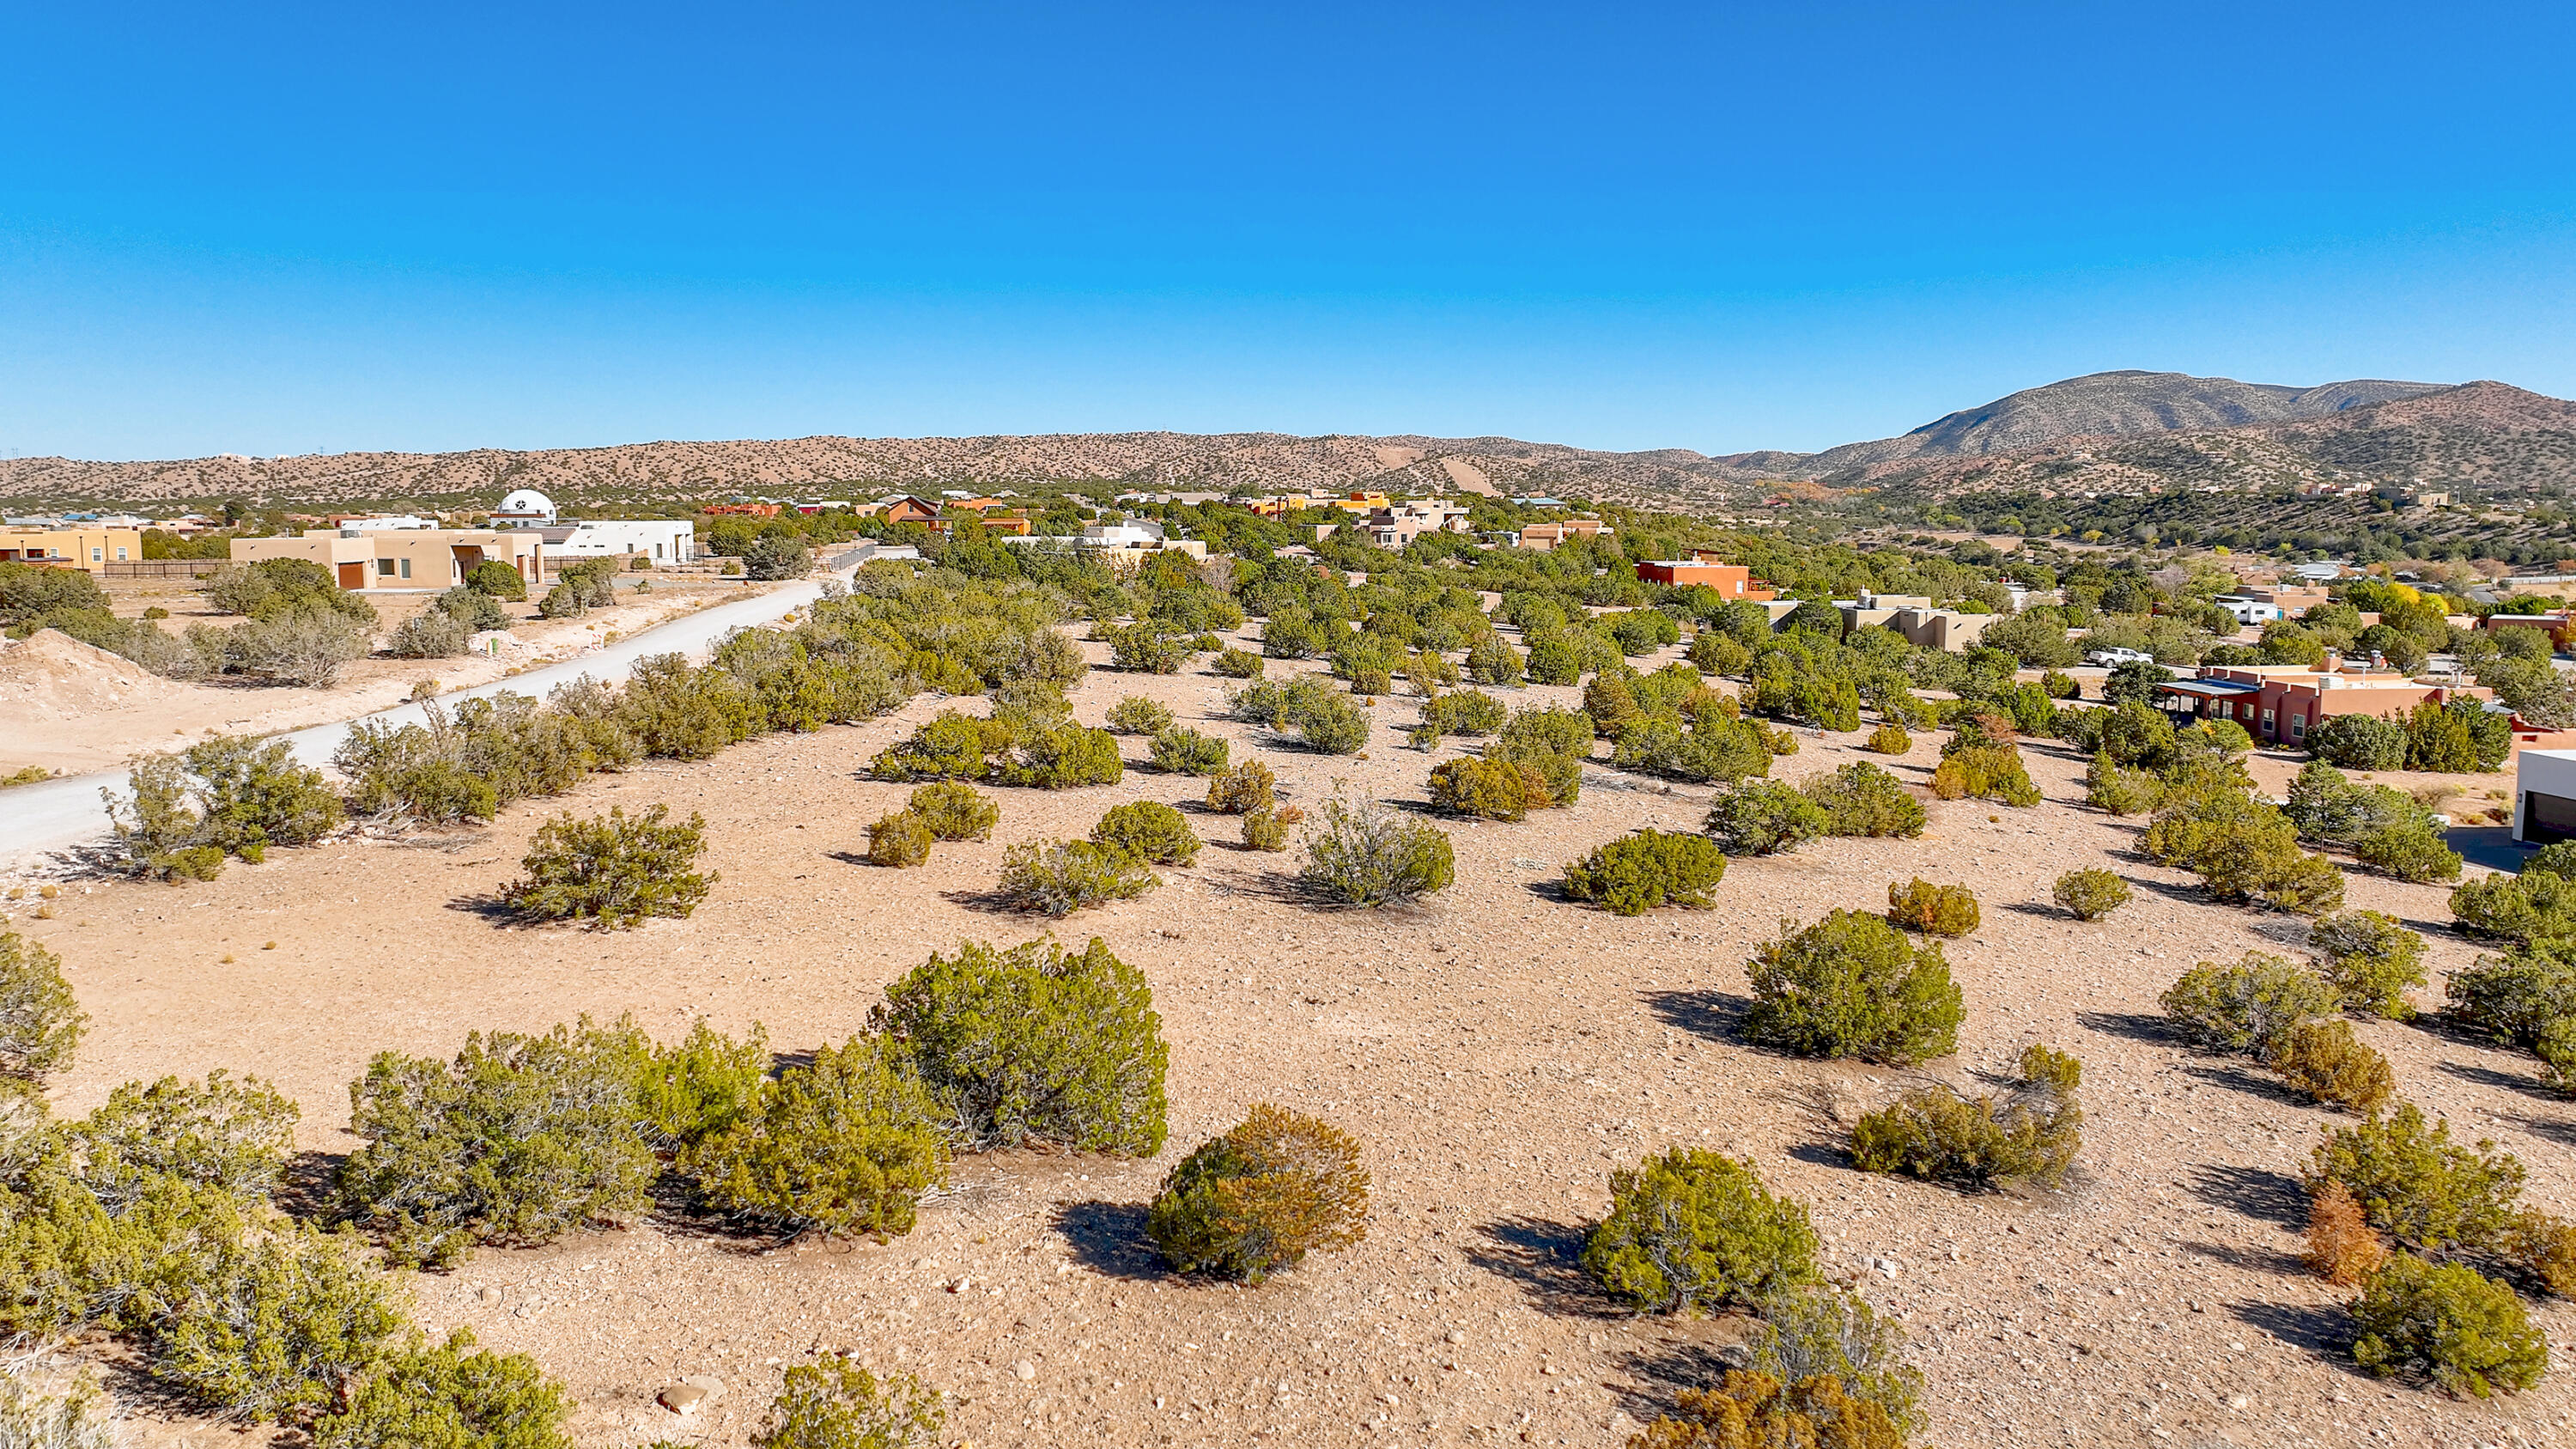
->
0, 554, 871, 868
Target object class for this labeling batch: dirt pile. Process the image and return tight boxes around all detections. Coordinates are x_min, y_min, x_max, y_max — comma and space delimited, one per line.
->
0, 629, 189, 721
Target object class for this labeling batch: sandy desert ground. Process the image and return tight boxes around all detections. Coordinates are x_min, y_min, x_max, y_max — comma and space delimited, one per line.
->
6, 629, 2573, 1449
0, 570, 775, 777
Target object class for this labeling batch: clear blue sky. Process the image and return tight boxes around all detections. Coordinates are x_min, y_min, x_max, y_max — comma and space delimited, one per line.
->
4, 2, 2573, 461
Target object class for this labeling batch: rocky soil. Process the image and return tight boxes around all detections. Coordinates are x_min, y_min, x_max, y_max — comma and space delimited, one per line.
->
10, 631, 2574, 1449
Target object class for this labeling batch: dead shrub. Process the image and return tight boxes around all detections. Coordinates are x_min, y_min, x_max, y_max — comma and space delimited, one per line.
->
2306, 1179, 2391, 1286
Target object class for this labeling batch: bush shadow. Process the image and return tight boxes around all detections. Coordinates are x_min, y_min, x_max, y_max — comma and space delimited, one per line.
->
2180, 1062, 2305, 1107
2184, 1163, 2309, 1228
1050, 1199, 1166, 1282
936, 886, 1036, 915
823, 849, 878, 868
1643, 988, 1753, 1045
1607, 1331, 1759, 1424
2072, 1009, 2179, 1045
2432, 1058, 2566, 1104
2000, 900, 2071, 921
1467, 1215, 1621, 1319
276, 1148, 347, 1221
643, 1177, 807, 1254
2181, 1239, 2307, 1277
2227, 1300, 2357, 1369
442, 892, 526, 925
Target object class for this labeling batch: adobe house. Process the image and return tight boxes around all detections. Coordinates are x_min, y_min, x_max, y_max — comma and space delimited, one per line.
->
1636, 558, 1777, 599
231, 528, 544, 591
2154, 660, 2490, 748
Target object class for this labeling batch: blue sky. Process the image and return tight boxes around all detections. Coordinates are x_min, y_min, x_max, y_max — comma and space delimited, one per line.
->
3, 2, 2573, 460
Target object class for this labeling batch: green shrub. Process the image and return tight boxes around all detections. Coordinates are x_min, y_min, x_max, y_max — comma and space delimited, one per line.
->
2146, 779, 2347, 914
1292, 691, 1370, 754
2309, 910, 2427, 1018
998, 839, 1158, 915
1701, 779, 1826, 855
1212, 646, 1264, 679
2312, 712, 2410, 770
1089, 801, 1202, 867
754, 1361, 946, 1449
155, 1224, 407, 1419
1205, 759, 1275, 814
1886, 879, 1978, 937
1849, 1043, 2083, 1189
1105, 697, 1175, 735
1929, 744, 2040, 806
904, 782, 998, 841
1560, 830, 1727, 916
2349, 1257, 2548, 1397
1862, 722, 1911, 755
1242, 804, 1299, 852
2443, 945, 2576, 1089
1801, 762, 1926, 839
500, 806, 714, 929
2504, 1208, 2576, 1299
1580, 1148, 1818, 1313
873, 937, 1167, 1154
2052, 868, 2131, 921
389, 611, 471, 659
2081, 752, 2156, 816
866, 812, 933, 868
0, 931, 85, 1083
1744, 1288, 1923, 1436
631, 1020, 770, 1153
2356, 822, 2464, 884
2307, 1101, 2527, 1251
2451, 867, 2576, 943
1298, 796, 1454, 906
1148, 726, 1229, 776
1427, 689, 1508, 737
337, 1020, 659, 1266
310, 1329, 572, 1449
683, 1036, 949, 1239
65, 1069, 297, 1207
104, 736, 345, 880
2159, 953, 2335, 1056
1427, 757, 1544, 821
2265, 1020, 2396, 1114
1465, 635, 1524, 687
1743, 910, 1962, 1065
1490, 705, 1593, 804
1145, 1103, 1368, 1282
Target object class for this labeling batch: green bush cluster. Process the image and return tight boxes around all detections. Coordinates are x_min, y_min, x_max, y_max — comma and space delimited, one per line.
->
2284, 761, 2462, 883
2265, 1020, 2397, 1114
1104, 696, 1175, 734
2445, 944, 2576, 1089
872, 938, 1169, 1154
866, 811, 933, 867
1862, 722, 1911, 755
338, 685, 641, 825
997, 839, 1160, 915
1741, 1286, 1923, 1437
0, 933, 88, 1087
2349, 1257, 2548, 1397
1560, 830, 1727, 915
1488, 704, 1594, 805
1701, 779, 1826, 855
1212, 645, 1264, 678
1204, 759, 1276, 814
1226, 677, 1371, 754
2451, 854, 2576, 945
1420, 689, 1508, 739
1427, 756, 1548, 821
1744, 910, 1962, 1065
2144, 772, 2347, 915
1298, 795, 1455, 907
1929, 744, 2040, 806
2081, 751, 2158, 815
683, 1035, 947, 1239
1802, 761, 1928, 838
1849, 1043, 2084, 1190
2307, 1102, 2526, 1252
2309, 910, 2427, 1019
499, 805, 715, 928
754, 1361, 946, 1449
870, 707, 1124, 788
1580, 1148, 1819, 1313
102, 735, 344, 880
2052, 868, 2131, 921
1148, 726, 1229, 775
1885, 879, 1978, 937
906, 781, 999, 841
1242, 803, 1301, 851
1145, 1103, 1367, 1282
1090, 801, 1202, 866
2159, 952, 2335, 1056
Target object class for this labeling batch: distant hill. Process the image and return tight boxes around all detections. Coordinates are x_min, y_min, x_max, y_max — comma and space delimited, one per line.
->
5, 370, 2567, 516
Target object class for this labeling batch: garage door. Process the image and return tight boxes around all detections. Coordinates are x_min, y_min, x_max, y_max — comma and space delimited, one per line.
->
2527, 791, 2576, 842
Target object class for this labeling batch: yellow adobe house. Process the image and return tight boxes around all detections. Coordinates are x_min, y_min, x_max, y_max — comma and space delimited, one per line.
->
0, 528, 146, 572
230, 529, 546, 590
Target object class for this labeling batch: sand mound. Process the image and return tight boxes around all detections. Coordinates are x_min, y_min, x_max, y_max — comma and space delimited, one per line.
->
0, 628, 189, 721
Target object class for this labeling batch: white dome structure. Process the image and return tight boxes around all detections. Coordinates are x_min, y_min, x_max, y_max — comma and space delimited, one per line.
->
493, 488, 556, 522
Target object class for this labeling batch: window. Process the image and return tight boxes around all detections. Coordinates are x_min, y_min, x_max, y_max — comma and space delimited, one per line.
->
114, 547, 127, 560
398, 557, 411, 579
90, 547, 102, 562
377, 558, 397, 576
2290, 715, 2306, 737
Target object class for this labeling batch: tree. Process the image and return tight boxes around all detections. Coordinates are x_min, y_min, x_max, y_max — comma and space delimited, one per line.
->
1743, 910, 1962, 1065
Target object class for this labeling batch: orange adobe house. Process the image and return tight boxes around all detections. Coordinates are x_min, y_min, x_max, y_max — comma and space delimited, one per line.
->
1635, 555, 1777, 600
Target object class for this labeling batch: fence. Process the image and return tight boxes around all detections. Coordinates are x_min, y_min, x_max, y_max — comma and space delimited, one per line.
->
103, 559, 224, 578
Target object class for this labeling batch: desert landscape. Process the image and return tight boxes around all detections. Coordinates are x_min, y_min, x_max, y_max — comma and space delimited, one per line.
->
8, 618, 2570, 1449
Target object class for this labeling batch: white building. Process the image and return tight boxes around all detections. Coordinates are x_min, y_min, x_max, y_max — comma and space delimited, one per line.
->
493, 489, 559, 524
2214, 595, 2285, 625
507, 520, 696, 565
